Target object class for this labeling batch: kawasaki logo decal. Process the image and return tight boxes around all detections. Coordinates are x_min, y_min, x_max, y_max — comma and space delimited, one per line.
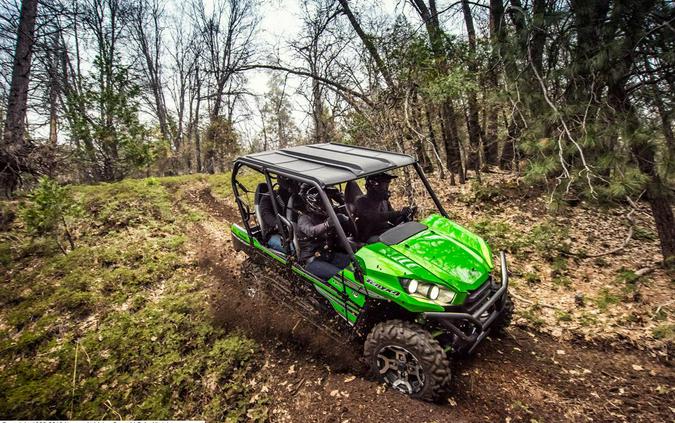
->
366, 279, 400, 297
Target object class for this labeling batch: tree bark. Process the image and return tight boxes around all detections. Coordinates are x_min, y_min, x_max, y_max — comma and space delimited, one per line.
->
606, 0, 672, 262
500, 117, 519, 170
567, 0, 610, 106
132, 0, 171, 144
440, 103, 462, 184
194, 65, 202, 173
337, 0, 394, 89
410, 91, 432, 172
424, 102, 444, 178
48, 38, 59, 148
461, 0, 484, 171
484, 0, 505, 165
410, 0, 463, 182
1, 0, 38, 195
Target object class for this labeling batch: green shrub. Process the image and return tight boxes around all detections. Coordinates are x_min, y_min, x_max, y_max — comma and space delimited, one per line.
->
53, 289, 96, 316
633, 226, 657, 241
652, 324, 674, 340
460, 181, 503, 204
519, 305, 545, 327
555, 310, 573, 322
527, 220, 569, 258
20, 178, 80, 254
616, 268, 643, 294
0, 202, 16, 231
0, 241, 11, 266
594, 288, 621, 311
470, 219, 522, 252
523, 271, 542, 285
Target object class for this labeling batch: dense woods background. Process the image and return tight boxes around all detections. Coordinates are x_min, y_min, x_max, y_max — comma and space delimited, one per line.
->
0, 0, 673, 261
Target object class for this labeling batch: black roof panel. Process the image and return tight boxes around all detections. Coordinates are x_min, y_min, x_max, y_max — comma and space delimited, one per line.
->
236, 143, 416, 185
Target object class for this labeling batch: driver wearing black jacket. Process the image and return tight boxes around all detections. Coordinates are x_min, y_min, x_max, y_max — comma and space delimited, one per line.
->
355, 172, 415, 243
296, 184, 351, 280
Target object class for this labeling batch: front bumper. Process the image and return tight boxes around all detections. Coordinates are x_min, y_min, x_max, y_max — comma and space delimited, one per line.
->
422, 251, 510, 354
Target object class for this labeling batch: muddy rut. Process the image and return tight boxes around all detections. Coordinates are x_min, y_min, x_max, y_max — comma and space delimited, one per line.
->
182, 185, 674, 422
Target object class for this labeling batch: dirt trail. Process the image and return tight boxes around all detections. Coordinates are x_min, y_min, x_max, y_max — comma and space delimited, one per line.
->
182, 184, 674, 422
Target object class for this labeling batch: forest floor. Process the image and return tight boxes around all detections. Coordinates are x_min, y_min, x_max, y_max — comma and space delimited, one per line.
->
0, 173, 673, 421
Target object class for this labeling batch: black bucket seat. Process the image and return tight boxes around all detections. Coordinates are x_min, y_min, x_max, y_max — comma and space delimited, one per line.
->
254, 183, 271, 240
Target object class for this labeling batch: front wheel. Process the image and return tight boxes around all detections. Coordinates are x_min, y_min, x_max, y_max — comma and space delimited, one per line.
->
492, 293, 514, 336
363, 320, 451, 402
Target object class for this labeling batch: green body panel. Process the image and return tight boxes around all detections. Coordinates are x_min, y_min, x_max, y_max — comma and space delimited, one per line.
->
354, 214, 493, 312
231, 224, 363, 324
231, 213, 494, 320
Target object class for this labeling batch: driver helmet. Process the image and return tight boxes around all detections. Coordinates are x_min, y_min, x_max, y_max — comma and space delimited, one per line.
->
299, 183, 326, 217
365, 172, 397, 200
277, 175, 297, 195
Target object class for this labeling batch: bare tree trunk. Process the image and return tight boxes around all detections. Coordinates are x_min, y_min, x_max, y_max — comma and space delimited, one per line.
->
439, 103, 462, 184
622, 93, 675, 262
605, 0, 672, 263
654, 96, 674, 174
48, 47, 59, 148
194, 65, 202, 173
410, 92, 432, 172
337, 0, 394, 89
461, 0, 484, 172
644, 54, 674, 175
567, 0, 610, 106
500, 117, 519, 170
410, 0, 463, 183
59, 17, 99, 181
424, 102, 444, 178
312, 78, 327, 143
45, 35, 61, 178
1, 0, 38, 195
484, 0, 505, 165
132, 0, 171, 143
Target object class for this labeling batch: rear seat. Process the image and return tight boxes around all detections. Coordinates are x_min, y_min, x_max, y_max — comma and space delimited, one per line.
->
285, 194, 302, 255
253, 183, 270, 239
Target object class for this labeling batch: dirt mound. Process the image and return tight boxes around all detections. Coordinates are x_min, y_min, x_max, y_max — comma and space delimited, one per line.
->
181, 182, 241, 222
196, 187, 241, 222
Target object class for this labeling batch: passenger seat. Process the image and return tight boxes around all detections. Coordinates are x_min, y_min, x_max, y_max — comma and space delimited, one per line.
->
345, 181, 365, 247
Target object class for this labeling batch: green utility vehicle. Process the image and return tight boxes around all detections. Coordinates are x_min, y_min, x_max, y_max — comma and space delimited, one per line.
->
230, 143, 512, 401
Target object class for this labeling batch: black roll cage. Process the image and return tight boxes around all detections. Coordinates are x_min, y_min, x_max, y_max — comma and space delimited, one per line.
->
231, 159, 449, 279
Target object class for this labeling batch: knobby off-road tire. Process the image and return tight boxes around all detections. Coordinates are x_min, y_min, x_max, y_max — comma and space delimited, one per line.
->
364, 320, 451, 402
492, 293, 514, 335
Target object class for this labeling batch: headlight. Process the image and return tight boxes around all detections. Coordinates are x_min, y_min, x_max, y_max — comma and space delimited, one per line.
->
407, 279, 418, 294
399, 278, 454, 304
428, 285, 440, 300
400, 278, 419, 294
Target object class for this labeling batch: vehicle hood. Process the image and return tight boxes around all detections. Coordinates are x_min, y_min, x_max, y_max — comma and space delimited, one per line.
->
357, 215, 494, 292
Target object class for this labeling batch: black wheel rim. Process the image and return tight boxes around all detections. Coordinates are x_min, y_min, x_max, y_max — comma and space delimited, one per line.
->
376, 345, 425, 394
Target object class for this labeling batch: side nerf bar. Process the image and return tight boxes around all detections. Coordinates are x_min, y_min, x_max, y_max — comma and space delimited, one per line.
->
422, 251, 509, 347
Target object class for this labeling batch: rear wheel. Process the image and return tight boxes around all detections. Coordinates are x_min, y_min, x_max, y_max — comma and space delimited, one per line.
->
364, 320, 451, 402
